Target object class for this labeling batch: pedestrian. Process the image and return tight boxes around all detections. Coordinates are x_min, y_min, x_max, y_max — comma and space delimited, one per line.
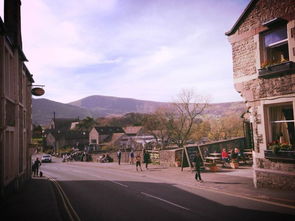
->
32, 163, 36, 176
117, 150, 122, 165
135, 154, 143, 171
33, 157, 41, 176
221, 148, 230, 167
143, 150, 150, 169
129, 151, 135, 164
193, 152, 203, 182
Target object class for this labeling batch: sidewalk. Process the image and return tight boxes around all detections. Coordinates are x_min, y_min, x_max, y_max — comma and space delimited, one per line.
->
1, 177, 62, 221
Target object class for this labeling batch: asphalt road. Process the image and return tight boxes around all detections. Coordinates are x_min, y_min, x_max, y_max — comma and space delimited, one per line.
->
40, 157, 295, 221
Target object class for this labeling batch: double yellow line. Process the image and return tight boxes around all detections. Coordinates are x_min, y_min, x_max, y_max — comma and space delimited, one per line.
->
49, 177, 81, 221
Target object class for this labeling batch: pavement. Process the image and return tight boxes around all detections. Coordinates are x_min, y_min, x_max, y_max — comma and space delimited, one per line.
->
1, 161, 295, 220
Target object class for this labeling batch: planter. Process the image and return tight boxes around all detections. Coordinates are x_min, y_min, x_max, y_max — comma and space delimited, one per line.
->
264, 150, 295, 162
258, 61, 295, 78
209, 165, 218, 172
230, 162, 239, 169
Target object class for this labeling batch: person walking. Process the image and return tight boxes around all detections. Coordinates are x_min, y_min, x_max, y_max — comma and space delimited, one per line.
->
33, 157, 41, 176
129, 151, 135, 164
135, 154, 143, 171
193, 152, 203, 182
117, 150, 122, 165
143, 150, 150, 169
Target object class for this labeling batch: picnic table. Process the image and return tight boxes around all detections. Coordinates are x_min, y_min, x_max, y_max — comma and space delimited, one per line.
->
205, 156, 221, 163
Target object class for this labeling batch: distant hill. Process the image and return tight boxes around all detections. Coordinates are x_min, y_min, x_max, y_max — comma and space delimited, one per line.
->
69, 95, 166, 116
32, 98, 92, 125
32, 95, 246, 125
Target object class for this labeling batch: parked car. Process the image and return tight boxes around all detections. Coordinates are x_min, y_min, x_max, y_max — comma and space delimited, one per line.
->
41, 154, 52, 163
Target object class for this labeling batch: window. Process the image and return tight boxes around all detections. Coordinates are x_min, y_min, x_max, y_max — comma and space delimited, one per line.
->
6, 100, 16, 126
261, 26, 289, 67
267, 103, 295, 148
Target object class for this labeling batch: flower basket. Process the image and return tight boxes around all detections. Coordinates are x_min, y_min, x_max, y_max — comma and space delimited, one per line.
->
264, 150, 295, 161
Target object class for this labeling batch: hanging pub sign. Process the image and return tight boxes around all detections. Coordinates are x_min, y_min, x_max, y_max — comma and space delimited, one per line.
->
31, 87, 45, 96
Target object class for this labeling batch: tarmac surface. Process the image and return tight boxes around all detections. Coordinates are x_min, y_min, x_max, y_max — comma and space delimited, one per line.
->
1, 161, 295, 220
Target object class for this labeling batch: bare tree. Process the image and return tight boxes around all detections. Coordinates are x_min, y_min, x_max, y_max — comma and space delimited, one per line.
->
166, 89, 208, 170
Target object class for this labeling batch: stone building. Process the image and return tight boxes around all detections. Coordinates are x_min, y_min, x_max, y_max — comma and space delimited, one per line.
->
226, 0, 295, 189
44, 118, 87, 152
0, 0, 34, 196
89, 127, 125, 150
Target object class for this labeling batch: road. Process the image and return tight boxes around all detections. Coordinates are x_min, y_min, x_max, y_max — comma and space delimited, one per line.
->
40, 157, 295, 221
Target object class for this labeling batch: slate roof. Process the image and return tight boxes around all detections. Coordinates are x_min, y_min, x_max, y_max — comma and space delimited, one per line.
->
123, 126, 142, 135
52, 118, 79, 131
94, 127, 125, 135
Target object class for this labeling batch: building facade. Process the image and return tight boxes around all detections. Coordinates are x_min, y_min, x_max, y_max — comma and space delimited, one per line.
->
0, 0, 34, 196
226, 0, 295, 189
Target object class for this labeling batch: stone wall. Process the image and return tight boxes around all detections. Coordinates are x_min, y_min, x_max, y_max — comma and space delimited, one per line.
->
256, 158, 295, 172
259, 75, 295, 98
232, 37, 257, 78
255, 170, 295, 190
236, 0, 295, 35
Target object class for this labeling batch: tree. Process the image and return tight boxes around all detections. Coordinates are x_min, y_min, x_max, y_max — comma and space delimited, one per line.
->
207, 115, 244, 141
166, 89, 208, 170
76, 117, 96, 131
143, 107, 171, 149
167, 89, 208, 147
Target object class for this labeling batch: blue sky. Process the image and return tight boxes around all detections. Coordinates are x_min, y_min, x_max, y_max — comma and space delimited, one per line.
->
16, 0, 250, 103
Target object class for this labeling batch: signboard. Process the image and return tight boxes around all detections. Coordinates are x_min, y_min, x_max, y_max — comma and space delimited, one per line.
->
31, 87, 45, 96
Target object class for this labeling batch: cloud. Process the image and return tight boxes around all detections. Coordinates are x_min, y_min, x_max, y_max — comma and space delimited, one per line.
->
20, 0, 250, 103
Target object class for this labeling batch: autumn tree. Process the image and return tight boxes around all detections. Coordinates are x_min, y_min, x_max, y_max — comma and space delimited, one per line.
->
143, 107, 171, 148
208, 114, 244, 141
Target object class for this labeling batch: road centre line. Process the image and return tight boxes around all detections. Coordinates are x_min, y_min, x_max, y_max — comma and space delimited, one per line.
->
110, 181, 128, 188
61, 164, 129, 188
49, 177, 81, 221
141, 192, 191, 211
63, 163, 295, 210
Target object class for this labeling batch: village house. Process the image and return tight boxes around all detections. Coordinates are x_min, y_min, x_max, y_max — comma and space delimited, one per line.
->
89, 126, 125, 150
44, 118, 88, 153
0, 0, 35, 196
226, 0, 295, 189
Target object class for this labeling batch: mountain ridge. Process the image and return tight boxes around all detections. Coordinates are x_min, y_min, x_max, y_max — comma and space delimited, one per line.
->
32, 95, 246, 125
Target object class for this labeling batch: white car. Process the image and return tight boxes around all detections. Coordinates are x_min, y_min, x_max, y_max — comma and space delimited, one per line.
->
41, 154, 52, 163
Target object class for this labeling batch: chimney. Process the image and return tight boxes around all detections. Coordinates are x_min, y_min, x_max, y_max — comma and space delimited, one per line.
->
4, 0, 22, 48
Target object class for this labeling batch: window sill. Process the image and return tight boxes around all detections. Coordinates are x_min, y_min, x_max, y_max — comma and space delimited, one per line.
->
258, 61, 295, 78
264, 150, 295, 162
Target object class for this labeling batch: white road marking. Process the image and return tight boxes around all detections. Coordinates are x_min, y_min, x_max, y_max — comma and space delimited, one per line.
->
53, 164, 129, 188
141, 192, 191, 211
110, 181, 128, 188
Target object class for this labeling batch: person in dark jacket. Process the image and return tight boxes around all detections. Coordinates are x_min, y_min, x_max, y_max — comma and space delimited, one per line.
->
193, 152, 203, 182
33, 158, 41, 176
117, 150, 122, 165
143, 150, 150, 169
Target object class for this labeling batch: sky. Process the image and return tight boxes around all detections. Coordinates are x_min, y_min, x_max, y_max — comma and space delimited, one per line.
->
2, 0, 250, 103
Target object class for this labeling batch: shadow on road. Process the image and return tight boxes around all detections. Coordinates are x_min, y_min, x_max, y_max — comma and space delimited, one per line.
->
57, 179, 294, 221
